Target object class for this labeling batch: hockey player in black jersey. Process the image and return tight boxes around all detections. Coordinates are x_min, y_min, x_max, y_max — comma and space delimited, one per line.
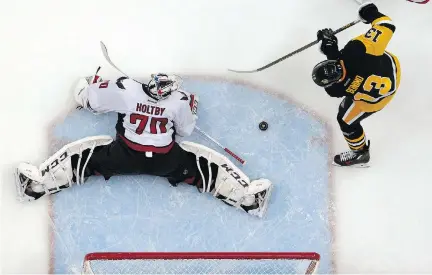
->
312, 2, 401, 167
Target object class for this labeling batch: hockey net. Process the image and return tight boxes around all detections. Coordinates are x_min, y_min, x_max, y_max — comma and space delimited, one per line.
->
82, 252, 320, 275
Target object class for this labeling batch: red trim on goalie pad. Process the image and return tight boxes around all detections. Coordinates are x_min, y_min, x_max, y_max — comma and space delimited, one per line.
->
184, 177, 195, 184
118, 134, 174, 154
84, 252, 321, 261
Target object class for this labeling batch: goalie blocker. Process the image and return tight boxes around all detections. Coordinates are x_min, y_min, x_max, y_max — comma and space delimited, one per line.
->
15, 136, 273, 218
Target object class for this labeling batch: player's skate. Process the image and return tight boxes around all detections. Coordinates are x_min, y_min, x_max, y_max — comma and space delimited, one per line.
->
15, 136, 113, 202
241, 179, 273, 218
180, 141, 273, 218
333, 140, 370, 168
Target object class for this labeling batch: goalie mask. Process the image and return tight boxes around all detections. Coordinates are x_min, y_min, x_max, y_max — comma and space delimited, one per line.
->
312, 60, 344, 87
147, 73, 181, 100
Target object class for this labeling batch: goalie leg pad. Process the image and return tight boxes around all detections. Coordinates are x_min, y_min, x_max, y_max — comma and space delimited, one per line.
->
180, 141, 273, 218
15, 135, 113, 202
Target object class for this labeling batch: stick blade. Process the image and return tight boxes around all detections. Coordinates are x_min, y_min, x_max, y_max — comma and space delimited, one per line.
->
100, 41, 112, 63
227, 68, 260, 73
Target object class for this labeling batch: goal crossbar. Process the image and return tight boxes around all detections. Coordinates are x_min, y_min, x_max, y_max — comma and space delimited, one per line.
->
85, 252, 320, 261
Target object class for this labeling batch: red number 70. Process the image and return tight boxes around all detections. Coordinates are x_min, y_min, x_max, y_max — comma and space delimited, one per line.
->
130, 114, 169, 134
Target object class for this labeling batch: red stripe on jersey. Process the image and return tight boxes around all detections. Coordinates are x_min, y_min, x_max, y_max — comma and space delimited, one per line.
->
189, 94, 195, 110
118, 134, 174, 154
92, 75, 100, 84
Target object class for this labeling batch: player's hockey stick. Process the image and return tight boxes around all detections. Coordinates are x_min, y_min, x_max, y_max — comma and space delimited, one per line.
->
407, 0, 429, 3
227, 19, 361, 73
195, 126, 246, 165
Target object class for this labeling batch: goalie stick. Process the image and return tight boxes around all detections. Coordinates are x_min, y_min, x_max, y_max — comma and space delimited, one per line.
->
227, 19, 361, 73
195, 126, 246, 165
100, 41, 145, 85
99, 41, 246, 165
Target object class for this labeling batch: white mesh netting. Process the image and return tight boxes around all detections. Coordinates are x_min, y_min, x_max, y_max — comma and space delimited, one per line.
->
82, 252, 320, 275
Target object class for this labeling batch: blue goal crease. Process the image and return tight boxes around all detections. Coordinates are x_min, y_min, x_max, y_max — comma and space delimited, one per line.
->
49, 78, 332, 274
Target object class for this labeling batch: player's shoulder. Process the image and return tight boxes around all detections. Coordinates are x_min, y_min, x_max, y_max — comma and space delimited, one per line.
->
168, 89, 193, 103
90, 77, 139, 93
342, 40, 367, 57
114, 77, 142, 91
152, 89, 192, 111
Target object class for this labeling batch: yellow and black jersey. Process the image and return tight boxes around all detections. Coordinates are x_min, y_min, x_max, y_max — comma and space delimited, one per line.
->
325, 13, 401, 112
353, 14, 395, 56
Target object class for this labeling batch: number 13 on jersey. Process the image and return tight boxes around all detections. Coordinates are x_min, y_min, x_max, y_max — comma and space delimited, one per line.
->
354, 74, 394, 103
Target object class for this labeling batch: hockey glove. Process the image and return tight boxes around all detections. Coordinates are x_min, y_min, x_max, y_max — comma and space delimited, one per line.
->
85, 74, 103, 85
189, 94, 199, 121
358, 2, 379, 24
317, 29, 340, 59
75, 73, 103, 111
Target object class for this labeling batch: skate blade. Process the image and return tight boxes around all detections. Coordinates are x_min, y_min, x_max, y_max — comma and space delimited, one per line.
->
257, 184, 274, 218
14, 168, 26, 202
332, 161, 370, 168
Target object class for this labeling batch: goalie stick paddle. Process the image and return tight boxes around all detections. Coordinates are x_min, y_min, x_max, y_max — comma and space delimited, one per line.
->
228, 19, 361, 73
195, 126, 246, 165
100, 41, 144, 84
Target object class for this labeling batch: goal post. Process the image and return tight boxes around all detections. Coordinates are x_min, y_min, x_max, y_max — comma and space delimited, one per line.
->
82, 252, 320, 274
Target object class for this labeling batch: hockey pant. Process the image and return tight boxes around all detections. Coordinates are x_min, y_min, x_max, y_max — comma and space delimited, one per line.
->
337, 97, 379, 151
73, 134, 197, 185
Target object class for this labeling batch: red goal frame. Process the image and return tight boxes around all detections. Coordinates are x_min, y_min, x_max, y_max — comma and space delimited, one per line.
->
83, 252, 321, 274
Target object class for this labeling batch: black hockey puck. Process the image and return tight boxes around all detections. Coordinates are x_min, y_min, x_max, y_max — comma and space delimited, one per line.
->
259, 121, 268, 131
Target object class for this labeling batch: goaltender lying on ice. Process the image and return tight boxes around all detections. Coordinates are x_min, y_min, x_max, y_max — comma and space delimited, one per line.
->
15, 72, 273, 218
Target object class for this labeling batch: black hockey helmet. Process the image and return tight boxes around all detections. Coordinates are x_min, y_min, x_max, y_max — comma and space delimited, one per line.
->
312, 60, 344, 87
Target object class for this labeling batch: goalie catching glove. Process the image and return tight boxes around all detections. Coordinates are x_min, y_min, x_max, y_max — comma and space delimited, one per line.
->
74, 70, 104, 113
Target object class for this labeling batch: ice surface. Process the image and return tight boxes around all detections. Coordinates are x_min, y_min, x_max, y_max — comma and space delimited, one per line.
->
50, 78, 331, 273
2, 0, 432, 273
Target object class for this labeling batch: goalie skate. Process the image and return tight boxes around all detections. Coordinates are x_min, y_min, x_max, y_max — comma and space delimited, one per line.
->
15, 163, 45, 202
245, 180, 273, 218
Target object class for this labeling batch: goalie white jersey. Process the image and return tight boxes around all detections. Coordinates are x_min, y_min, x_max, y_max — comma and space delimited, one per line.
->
81, 77, 198, 153
17, 73, 272, 218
